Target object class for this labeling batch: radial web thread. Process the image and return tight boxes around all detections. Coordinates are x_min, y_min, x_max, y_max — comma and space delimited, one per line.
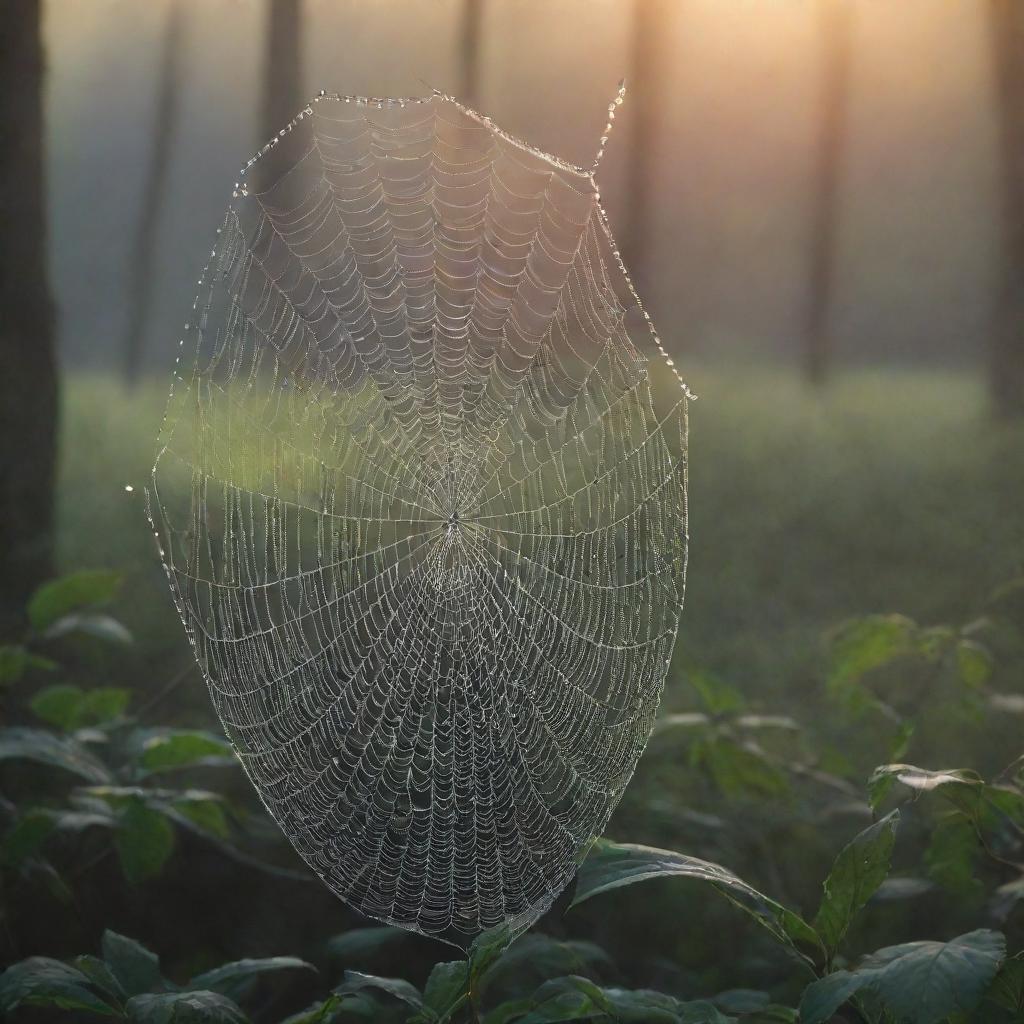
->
149, 91, 691, 946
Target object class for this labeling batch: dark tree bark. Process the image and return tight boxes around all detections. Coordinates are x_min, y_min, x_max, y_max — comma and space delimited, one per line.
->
803, 0, 852, 387
0, 0, 58, 629
458, 0, 483, 106
988, 0, 1024, 417
122, 1, 184, 384
622, 0, 676, 290
261, 0, 303, 146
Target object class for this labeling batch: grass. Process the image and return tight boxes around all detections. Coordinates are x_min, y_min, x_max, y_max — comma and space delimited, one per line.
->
58, 363, 1023, 708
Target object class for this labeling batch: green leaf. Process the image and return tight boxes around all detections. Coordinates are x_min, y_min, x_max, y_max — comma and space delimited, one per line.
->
515, 976, 611, 1024
102, 931, 164, 997
421, 960, 470, 1019
138, 730, 235, 773
73, 956, 129, 1002
335, 971, 426, 1013
813, 811, 899, 958
30, 684, 128, 730
868, 763, 982, 811
188, 958, 314, 1001
827, 614, 918, 688
925, 817, 983, 896
956, 639, 994, 689
799, 928, 1006, 1024
46, 613, 133, 645
171, 796, 230, 839
116, 797, 175, 883
0, 957, 120, 1016
326, 927, 407, 963
0, 726, 112, 782
79, 687, 132, 725
986, 953, 1024, 1014
28, 570, 122, 631
31, 684, 86, 729
483, 935, 611, 991
0, 644, 56, 685
127, 990, 249, 1023
571, 839, 823, 968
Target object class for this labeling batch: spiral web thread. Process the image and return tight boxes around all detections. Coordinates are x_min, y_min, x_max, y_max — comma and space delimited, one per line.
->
149, 88, 691, 946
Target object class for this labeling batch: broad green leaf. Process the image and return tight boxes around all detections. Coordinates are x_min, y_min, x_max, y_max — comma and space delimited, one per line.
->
0, 726, 112, 783
335, 971, 426, 1013
515, 976, 611, 1024
102, 931, 164, 997
483, 935, 611, 991
280, 991, 348, 1024
956, 639, 994, 689
116, 797, 175, 883
0, 644, 55, 685
326, 927, 407, 963
188, 957, 314, 1001
28, 570, 122, 631
868, 763, 982, 810
925, 817, 983, 896
31, 685, 129, 730
799, 928, 1005, 1024
571, 839, 823, 967
80, 687, 132, 724
0, 957, 120, 1016
986, 953, 1024, 1014
73, 955, 129, 1002
483, 997, 533, 1024
31, 684, 86, 729
827, 614, 918, 688
46, 612, 133, 645
604, 989, 733, 1023
813, 811, 899, 958
171, 796, 230, 839
138, 730, 235, 773
127, 989, 249, 1023
421, 960, 470, 1019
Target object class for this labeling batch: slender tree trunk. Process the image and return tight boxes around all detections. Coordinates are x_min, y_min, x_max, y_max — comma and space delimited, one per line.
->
0, 0, 58, 630
458, 0, 483, 106
261, 0, 303, 146
622, 0, 675, 289
988, 0, 1024, 417
122, 1, 184, 385
804, 0, 852, 387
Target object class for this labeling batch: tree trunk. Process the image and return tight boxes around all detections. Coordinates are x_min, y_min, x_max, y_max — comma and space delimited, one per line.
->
122, 1, 184, 385
622, 0, 675, 290
261, 0, 303, 146
803, 0, 852, 388
458, 0, 483, 106
0, 0, 58, 629
988, 0, 1024, 417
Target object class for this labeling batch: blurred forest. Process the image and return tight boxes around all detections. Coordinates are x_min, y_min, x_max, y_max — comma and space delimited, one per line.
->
2, 2, 1024, 1023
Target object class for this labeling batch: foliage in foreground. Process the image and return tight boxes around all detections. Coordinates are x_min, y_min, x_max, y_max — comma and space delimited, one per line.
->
2, 570, 1024, 1022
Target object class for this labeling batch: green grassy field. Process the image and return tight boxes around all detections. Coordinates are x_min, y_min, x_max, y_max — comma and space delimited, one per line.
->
58, 363, 1023, 716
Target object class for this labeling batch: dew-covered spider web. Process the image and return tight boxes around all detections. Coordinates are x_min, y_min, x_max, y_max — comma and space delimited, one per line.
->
149, 87, 691, 946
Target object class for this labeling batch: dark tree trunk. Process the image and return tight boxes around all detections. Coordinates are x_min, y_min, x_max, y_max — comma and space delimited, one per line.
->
804, 0, 852, 388
458, 0, 483, 106
622, 0, 676, 290
261, 0, 303, 146
988, 0, 1024, 417
0, 0, 58, 630
122, 1, 184, 385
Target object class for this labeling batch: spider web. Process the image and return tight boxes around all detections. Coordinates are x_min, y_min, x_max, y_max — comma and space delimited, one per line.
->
149, 88, 691, 946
